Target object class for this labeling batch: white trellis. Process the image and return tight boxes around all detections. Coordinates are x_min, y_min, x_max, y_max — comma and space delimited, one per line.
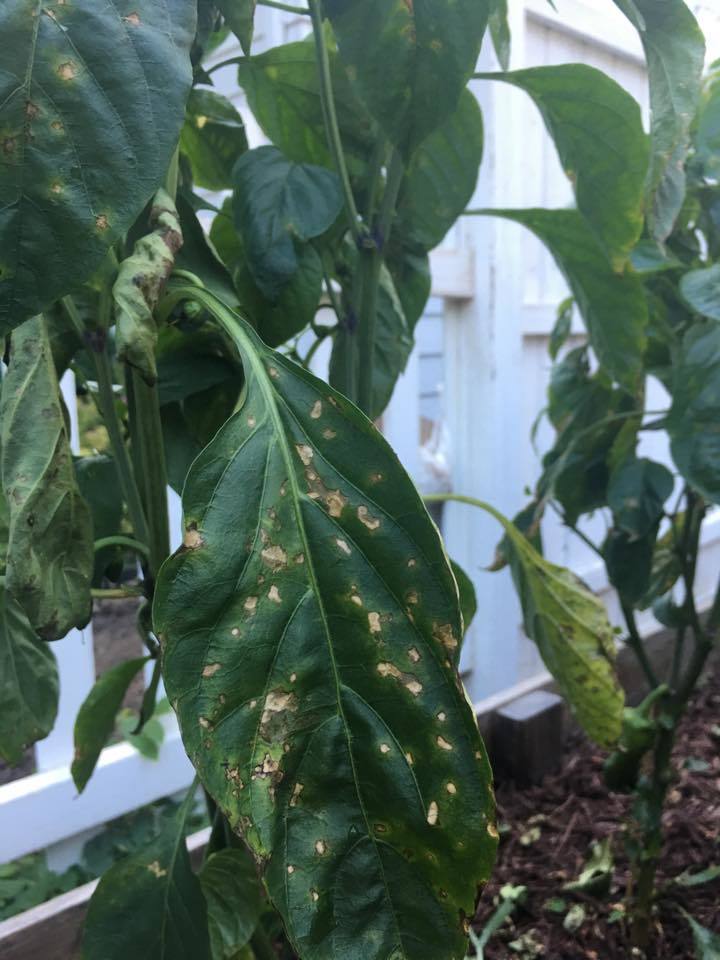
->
2, 0, 719, 870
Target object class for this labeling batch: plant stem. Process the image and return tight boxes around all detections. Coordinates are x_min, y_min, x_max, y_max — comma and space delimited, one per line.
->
94, 535, 150, 558
91, 587, 144, 599
621, 600, 660, 690
126, 368, 170, 579
207, 56, 245, 75
308, 0, 363, 244
259, 0, 309, 13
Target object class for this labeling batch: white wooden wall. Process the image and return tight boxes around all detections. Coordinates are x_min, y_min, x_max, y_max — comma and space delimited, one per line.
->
2, 0, 720, 868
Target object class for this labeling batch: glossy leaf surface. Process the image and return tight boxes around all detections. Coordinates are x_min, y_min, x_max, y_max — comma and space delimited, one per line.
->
613, 0, 705, 241
1, 316, 93, 640
115, 190, 183, 386
488, 209, 647, 387
680, 265, 720, 322
72, 657, 149, 793
181, 89, 248, 192
668, 321, 720, 503
199, 848, 264, 958
0, 0, 195, 329
0, 586, 59, 765
324, 0, 489, 159
232, 146, 343, 298
482, 65, 648, 268
83, 784, 210, 960
396, 91, 484, 252
155, 288, 497, 960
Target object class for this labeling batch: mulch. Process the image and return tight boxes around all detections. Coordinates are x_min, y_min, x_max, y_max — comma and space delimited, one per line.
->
473, 665, 720, 958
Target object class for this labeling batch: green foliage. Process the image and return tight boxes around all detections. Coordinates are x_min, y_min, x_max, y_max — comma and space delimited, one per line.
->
181, 89, 248, 191
155, 289, 497, 960
83, 785, 211, 960
199, 849, 264, 958
0, 0, 196, 329
217, 0, 257, 55
682, 910, 720, 960
1, 316, 93, 640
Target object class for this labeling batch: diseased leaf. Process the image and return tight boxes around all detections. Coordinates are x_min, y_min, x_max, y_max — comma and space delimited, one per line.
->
1, 316, 93, 640
155, 287, 497, 960
668, 321, 720, 503
486, 209, 647, 387
232, 146, 343, 298
607, 458, 674, 539
450, 560, 477, 641
680, 265, 720, 321
488, 501, 544, 573
217, 0, 256, 55
72, 657, 149, 792
181, 89, 248, 192
211, 199, 323, 347
324, 0, 489, 159
613, 0, 705, 241
0, 587, 59, 765
0, 0, 195, 329
330, 266, 413, 419
199, 849, 264, 958
493, 505, 624, 747
83, 783, 210, 960
115, 189, 183, 386
237, 36, 374, 172
481, 65, 648, 268
396, 90, 483, 252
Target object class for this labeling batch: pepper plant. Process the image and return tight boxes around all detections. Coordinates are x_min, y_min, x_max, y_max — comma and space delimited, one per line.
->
0, 0, 714, 957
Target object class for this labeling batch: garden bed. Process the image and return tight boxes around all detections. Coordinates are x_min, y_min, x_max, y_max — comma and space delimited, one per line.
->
473, 665, 720, 958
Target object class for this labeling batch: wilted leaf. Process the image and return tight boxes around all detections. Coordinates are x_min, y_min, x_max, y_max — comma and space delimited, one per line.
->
0, 0, 195, 329
486, 209, 647, 387
83, 784, 210, 960
1, 316, 93, 640
324, 0, 489, 159
232, 146, 343, 298
115, 190, 183, 386
396, 90, 483, 252
680, 265, 720, 322
481, 65, 648, 267
181, 89, 248, 191
613, 0, 705, 241
155, 286, 497, 960
72, 658, 149, 792
199, 849, 264, 958
0, 587, 59, 765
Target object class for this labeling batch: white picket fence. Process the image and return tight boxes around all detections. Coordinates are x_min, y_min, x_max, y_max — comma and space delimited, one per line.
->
2, 0, 719, 873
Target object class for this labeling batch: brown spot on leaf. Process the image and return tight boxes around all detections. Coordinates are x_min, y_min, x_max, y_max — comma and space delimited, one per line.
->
202, 663, 221, 678
437, 736, 453, 751
123, 11, 141, 25
310, 400, 322, 419
58, 61, 78, 81
335, 538, 351, 555
427, 801, 439, 826
95, 214, 109, 231
244, 596, 258, 614
433, 622, 458, 652
268, 585, 281, 604
261, 544, 287, 569
357, 506, 381, 530
147, 860, 167, 878
183, 523, 204, 550
296, 444, 313, 466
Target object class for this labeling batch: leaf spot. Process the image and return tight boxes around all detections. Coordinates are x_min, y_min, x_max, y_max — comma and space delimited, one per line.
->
446, 782, 457, 795
335, 538, 351, 556
268, 366, 280, 379
290, 782, 304, 806
433, 622, 458, 652
405, 752, 414, 765
437, 711, 447, 722
408, 647, 421, 663
268, 585, 282, 603
231, 627, 240, 637
427, 801, 439, 826
244, 596, 258, 614
95, 214, 110, 232
437, 736, 453, 751
57, 61, 78, 81
380, 743, 391, 754
368, 612, 382, 634
247, 415, 256, 428
183, 523, 204, 550
322, 428, 337, 440
296, 444, 313, 465
287, 865, 295, 874
487, 823, 499, 839
202, 663, 221, 678
261, 545, 287, 570
147, 860, 167, 878
315, 839, 327, 855
122, 11, 141, 25
357, 505, 381, 530
311, 400, 322, 419
311, 889, 319, 901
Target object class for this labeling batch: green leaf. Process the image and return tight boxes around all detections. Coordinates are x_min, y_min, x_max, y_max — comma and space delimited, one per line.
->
668, 322, 720, 503
488, 0, 511, 71
155, 286, 497, 960
156, 323, 242, 407
613, 0, 705, 241
681, 910, 720, 960
232, 146, 343, 298
674, 865, 720, 889
696, 64, 720, 179
396, 90, 483, 252
117, 708, 165, 760
0, 587, 59, 765
386, 247, 431, 331
175, 193, 241, 308
199, 849, 264, 958
181, 89, 248, 191
330, 265, 413, 419
630, 239, 682, 274
563, 839, 613, 896
237, 36, 374, 172
607, 458, 674, 539
488, 501, 543, 573
488, 504, 624, 747
75, 455, 124, 585
72, 658, 149, 792
211, 199, 323, 347
83, 783, 211, 960
603, 528, 655, 607
549, 297, 573, 361
450, 560, 477, 640
217, 0, 256, 55
486, 209, 647, 387
1, 315, 93, 640
115, 190, 183, 386
481, 65, 648, 268
324, 0, 489, 159
639, 519, 684, 610
0, 0, 195, 330
680, 265, 720, 322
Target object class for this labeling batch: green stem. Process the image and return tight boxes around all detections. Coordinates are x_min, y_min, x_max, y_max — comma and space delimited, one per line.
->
356, 150, 404, 416
308, 0, 363, 244
126, 368, 171, 579
259, 0, 309, 13
91, 587, 144, 599
207, 56, 245, 75
620, 599, 660, 691
94, 535, 150, 558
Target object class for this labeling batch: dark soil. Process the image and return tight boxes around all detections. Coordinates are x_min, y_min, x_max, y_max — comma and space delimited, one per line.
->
473, 665, 720, 959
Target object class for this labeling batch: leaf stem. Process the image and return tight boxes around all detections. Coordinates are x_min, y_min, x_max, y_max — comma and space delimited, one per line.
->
620, 599, 660, 690
93, 535, 151, 558
91, 587, 144, 599
308, 0, 363, 245
207, 56, 245, 75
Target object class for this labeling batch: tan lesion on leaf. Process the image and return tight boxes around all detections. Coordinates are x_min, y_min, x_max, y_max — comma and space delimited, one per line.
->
436, 736, 453, 751
261, 544, 287, 570
95, 214, 110, 232
357, 505, 381, 530
377, 661, 423, 696
305, 468, 348, 518
296, 444, 314, 466
379, 743, 391, 754
183, 522, 204, 550
427, 801, 439, 826
433, 622, 458, 653
368, 612, 382, 634
268, 585, 282, 604
122, 11, 141, 25
147, 860, 167, 878
335, 538, 351, 556
314, 839, 327, 855
408, 647, 421, 663
244, 596, 258, 614
322, 428, 337, 440
202, 663, 221, 678
57, 61, 78, 81
446, 782, 457, 795
260, 689, 298, 742
310, 400, 322, 419
290, 782, 304, 806
25, 101, 39, 120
